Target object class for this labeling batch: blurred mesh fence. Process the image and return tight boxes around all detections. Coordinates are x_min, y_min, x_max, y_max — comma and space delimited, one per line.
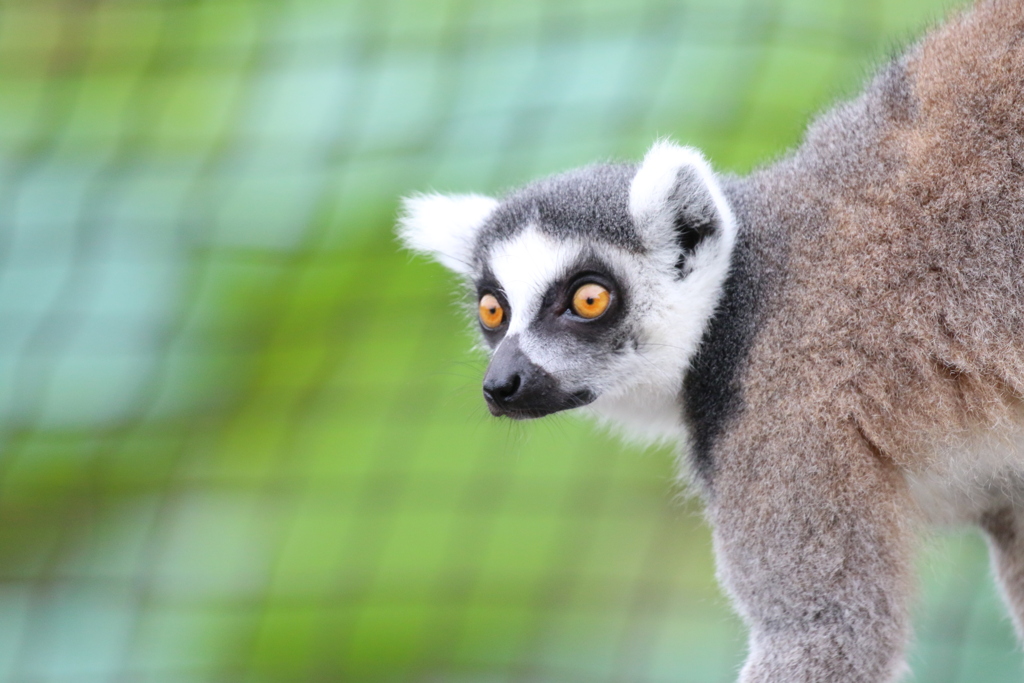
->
0, 0, 1018, 681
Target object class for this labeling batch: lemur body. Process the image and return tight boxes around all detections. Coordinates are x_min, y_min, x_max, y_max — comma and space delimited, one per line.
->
399, 1, 1024, 680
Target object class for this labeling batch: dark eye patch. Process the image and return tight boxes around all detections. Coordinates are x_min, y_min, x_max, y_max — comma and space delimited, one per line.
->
529, 257, 627, 341
474, 268, 510, 347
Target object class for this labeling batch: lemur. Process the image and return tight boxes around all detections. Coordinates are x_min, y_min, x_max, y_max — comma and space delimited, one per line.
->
397, 1, 1024, 680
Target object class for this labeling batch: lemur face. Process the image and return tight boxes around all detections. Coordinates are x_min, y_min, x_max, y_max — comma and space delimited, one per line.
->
473, 226, 635, 419
399, 142, 736, 436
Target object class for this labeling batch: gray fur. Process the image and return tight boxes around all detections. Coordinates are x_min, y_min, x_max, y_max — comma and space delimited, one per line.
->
698, 2, 1024, 680
398, 1, 1024, 680
472, 163, 641, 261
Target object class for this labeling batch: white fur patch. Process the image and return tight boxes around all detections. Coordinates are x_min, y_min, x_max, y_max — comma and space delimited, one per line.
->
397, 193, 498, 275
629, 139, 736, 257
489, 226, 579, 339
586, 221, 734, 445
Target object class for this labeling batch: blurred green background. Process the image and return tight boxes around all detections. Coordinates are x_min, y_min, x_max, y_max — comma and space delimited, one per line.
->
0, 0, 1018, 681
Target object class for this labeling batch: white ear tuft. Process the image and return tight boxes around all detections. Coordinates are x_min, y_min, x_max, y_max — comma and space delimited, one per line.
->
397, 193, 498, 275
629, 140, 734, 256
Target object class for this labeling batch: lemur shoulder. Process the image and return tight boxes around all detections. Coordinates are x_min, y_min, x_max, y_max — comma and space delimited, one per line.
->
398, 1, 1024, 680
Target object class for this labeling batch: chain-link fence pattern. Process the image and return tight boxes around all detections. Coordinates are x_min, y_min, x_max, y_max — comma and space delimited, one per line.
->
0, 0, 1017, 681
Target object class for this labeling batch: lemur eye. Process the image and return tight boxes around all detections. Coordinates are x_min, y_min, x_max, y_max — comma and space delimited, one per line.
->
478, 293, 505, 329
571, 283, 610, 319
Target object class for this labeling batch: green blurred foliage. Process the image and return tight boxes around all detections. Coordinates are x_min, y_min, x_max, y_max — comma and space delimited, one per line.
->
0, 0, 1018, 681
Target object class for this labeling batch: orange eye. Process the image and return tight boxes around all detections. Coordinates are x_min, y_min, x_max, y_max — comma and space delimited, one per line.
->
478, 293, 505, 329
571, 283, 610, 319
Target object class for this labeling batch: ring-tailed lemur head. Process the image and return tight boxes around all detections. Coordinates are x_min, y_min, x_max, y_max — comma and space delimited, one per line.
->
398, 141, 736, 442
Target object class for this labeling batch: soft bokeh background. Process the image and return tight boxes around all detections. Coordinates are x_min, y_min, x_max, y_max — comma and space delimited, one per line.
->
0, 0, 1018, 681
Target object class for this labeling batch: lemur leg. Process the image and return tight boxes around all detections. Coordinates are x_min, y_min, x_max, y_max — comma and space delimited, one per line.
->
980, 505, 1024, 640
708, 428, 913, 683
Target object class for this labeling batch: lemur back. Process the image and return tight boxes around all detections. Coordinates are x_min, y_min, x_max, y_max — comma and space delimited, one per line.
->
398, 1, 1024, 681
714, 0, 1024, 507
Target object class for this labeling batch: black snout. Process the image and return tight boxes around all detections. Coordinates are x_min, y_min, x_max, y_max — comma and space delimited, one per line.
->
482, 336, 595, 419
483, 372, 521, 404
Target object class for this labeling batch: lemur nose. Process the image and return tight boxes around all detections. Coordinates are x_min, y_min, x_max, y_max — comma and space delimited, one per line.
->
483, 373, 521, 404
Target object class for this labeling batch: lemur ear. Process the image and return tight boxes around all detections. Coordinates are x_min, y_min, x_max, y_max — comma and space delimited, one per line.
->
629, 141, 734, 272
397, 193, 498, 275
